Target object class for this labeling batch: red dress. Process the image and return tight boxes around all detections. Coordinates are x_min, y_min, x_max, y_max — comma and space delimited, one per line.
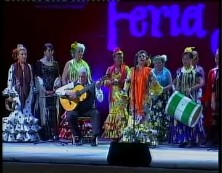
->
203, 67, 218, 128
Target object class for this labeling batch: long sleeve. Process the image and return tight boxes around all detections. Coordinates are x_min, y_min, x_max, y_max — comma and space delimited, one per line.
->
95, 88, 103, 102
124, 65, 131, 83
55, 82, 74, 96
103, 66, 112, 87
7, 65, 14, 89
123, 67, 132, 92
204, 69, 215, 103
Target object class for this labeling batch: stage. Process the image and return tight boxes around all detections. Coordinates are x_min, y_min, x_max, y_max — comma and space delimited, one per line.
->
2, 139, 219, 173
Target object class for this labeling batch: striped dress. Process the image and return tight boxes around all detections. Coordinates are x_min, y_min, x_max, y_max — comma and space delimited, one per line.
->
170, 66, 205, 145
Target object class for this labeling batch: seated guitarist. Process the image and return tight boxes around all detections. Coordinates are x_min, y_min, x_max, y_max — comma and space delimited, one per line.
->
55, 67, 104, 146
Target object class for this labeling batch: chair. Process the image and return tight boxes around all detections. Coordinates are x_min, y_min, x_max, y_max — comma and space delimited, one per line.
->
78, 116, 93, 143
58, 114, 93, 145
70, 116, 93, 145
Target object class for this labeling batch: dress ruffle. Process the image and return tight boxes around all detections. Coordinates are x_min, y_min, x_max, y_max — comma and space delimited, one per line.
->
2, 110, 41, 142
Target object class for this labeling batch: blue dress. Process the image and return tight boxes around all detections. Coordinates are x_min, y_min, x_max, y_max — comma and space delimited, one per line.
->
170, 66, 205, 146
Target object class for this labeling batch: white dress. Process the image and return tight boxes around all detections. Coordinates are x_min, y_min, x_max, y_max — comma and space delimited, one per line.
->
2, 63, 41, 142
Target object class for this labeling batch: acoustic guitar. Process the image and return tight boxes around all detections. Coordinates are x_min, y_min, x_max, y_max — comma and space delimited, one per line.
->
60, 74, 109, 111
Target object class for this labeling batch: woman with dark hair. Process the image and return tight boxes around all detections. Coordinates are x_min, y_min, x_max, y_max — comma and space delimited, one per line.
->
171, 48, 204, 147
34, 43, 61, 141
121, 50, 163, 145
2, 44, 40, 142
102, 48, 130, 141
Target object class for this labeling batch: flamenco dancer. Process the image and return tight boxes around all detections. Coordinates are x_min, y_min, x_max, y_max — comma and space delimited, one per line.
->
2, 44, 40, 142
102, 48, 130, 142
171, 47, 204, 148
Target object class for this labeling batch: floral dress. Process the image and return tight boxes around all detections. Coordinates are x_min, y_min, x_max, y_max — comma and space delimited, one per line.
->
149, 67, 172, 143
121, 66, 161, 145
2, 63, 41, 142
102, 64, 130, 139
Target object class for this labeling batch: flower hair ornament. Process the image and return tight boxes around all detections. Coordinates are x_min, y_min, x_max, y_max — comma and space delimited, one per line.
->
184, 47, 195, 53
70, 41, 78, 52
113, 47, 123, 54
70, 41, 85, 53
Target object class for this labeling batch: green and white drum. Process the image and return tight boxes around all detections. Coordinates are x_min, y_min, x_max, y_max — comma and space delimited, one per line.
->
165, 91, 202, 127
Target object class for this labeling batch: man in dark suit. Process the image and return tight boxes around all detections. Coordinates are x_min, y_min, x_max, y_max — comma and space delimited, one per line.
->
56, 67, 103, 146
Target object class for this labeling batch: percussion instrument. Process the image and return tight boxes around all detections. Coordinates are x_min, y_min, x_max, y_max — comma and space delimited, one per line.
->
165, 91, 202, 127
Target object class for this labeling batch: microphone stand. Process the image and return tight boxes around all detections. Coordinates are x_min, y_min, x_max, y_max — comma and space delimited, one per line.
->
107, 57, 152, 167
107, 63, 152, 167
131, 65, 139, 143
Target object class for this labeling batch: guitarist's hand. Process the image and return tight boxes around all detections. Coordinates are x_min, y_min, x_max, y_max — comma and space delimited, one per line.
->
65, 90, 78, 100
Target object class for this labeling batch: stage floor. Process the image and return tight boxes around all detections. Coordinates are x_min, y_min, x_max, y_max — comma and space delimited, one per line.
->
2, 139, 219, 170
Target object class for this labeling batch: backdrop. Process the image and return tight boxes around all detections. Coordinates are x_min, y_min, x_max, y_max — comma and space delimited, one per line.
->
1, 1, 220, 127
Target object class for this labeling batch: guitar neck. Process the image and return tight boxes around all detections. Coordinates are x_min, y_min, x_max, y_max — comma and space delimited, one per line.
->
76, 75, 108, 96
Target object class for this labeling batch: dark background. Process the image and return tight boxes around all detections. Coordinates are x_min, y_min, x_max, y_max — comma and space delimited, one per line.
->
1, 1, 220, 127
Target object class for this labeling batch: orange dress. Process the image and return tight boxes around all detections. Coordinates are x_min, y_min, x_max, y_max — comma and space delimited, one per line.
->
130, 67, 152, 116
121, 66, 159, 144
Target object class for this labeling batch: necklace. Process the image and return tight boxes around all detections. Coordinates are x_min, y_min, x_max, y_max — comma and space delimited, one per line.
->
41, 57, 53, 66
181, 66, 193, 73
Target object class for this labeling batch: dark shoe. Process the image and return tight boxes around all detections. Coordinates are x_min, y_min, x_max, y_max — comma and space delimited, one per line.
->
205, 141, 214, 148
199, 143, 207, 148
191, 142, 199, 148
178, 142, 188, 148
90, 137, 98, 146
53, 135, 59, 141
73, 136, 83, 146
